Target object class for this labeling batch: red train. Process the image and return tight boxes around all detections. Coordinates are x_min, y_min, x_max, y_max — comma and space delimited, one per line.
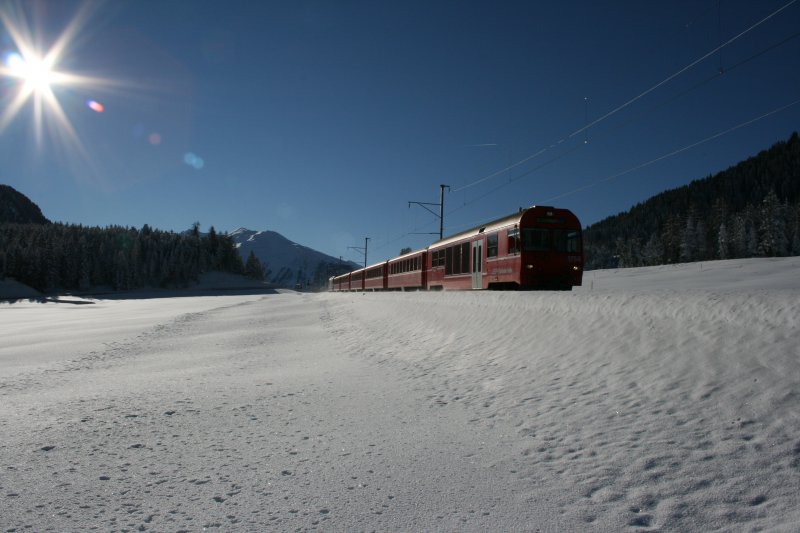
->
330, 205, 583, 291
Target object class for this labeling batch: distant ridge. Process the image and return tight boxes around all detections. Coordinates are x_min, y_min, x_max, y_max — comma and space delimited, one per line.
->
228, 228, 355, 288
584, 132, 800, 269
0, 185, 49, 224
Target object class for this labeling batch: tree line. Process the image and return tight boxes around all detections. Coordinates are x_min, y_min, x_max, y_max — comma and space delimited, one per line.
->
0, 222, 247, 293
584, 132, 800, 269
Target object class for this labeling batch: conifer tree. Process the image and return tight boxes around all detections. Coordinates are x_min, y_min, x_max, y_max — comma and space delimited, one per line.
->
244, 251, 265, 281
717, 222, 729, 260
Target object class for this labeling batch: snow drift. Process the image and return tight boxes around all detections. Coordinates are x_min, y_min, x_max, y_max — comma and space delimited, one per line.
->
1, 257, 798, 531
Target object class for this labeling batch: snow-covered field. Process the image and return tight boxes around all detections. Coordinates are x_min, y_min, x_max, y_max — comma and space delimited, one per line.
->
1, 257, 799, 531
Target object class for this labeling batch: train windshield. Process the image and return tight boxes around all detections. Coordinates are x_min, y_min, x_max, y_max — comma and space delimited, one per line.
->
522, 228, 581, 252
553, 229, 581, 252
522, 228, 549, 251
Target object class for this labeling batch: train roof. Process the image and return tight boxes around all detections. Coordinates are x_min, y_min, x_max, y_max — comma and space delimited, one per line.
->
364, 260, 388, 271
346, 259, 389, 275
430, 205, 577, 249
388, 248, 426, 262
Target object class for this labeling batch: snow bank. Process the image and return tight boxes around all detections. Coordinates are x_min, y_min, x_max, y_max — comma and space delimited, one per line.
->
1, 257, 798, 531
0, 278, 40, 300
319, 256, 800, 530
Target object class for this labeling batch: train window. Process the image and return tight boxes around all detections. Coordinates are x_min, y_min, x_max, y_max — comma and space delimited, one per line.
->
461, 243, 470, 273
451, 245, 460, 274
522, 228, 550, 251
445, 246, 453, 275
487, 234, 498, 258
508, 228, 519, 254
553, 229, 582, 252
537, 217, 566, 225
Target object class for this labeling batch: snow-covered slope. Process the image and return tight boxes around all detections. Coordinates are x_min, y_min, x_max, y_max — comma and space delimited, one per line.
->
228, 227, 356, 286
1, 257, 798, 531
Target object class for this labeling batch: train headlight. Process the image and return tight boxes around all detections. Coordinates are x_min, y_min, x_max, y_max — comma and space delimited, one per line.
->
573, 266, 580, 271
525, 264, 534, 269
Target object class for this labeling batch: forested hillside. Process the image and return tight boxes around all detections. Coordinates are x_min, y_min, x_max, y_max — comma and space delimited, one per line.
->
0, 185, 50, 225
584, 132, 800, 269
0, 186, 245, 293
0, 222, 244, 292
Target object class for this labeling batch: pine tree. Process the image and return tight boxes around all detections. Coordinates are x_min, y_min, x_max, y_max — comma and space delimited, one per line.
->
757, 190, 788, 256
680, 215, 697, 262
695, 219, 708, 260
244, 251, 265, 280
717, 222, 729, 260
791, 202, 800, 255
641, 233, 663, 266
730, 214, 747, 258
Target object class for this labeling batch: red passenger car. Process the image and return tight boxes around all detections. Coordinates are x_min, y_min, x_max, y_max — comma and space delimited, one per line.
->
387, 249, 426, 290
363, 261, 388, 291
349, 268, 365, 291
331, 272, 350, 291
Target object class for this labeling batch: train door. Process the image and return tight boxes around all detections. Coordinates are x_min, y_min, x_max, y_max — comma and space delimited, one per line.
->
471, 240, 482, 289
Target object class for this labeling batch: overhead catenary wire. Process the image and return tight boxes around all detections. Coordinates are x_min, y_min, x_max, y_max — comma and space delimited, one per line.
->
444, 25, 800, 216
543, 97, 800, 204
565, 1, 796, 142
369, 94, 800, 257
411, 96, 800, 241
451, 0, 798, 195
592, 28, 800, 142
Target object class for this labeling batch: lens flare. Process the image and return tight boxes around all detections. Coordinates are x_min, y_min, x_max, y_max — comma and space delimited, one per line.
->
86, 100, 104, 113
0, 1, 118, 165
183, 152, 205, 170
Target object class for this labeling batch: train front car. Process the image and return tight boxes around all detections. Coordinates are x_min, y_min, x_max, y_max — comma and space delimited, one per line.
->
514, 206, 583, 290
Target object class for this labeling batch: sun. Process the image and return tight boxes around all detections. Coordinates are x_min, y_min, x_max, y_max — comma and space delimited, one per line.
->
0, 1, 111, 151
5, 51, 59, 95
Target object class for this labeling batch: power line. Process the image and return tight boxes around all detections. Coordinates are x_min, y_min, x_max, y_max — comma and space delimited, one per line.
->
576, 28, 800, 147
568, 0, 797, 140
542, 97, 800, 204
447, 143, 583, 217
366, 95, 800, 258
452, 0, 798, 195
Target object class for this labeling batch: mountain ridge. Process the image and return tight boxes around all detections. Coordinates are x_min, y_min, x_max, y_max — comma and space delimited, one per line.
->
584, 132, 800, 269
228, 228, 356, 288
0, 185, 50, 225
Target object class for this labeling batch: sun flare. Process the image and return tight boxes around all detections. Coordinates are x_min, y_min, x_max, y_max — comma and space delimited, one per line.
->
0, 2, 113, 156
5, 51, 60, 95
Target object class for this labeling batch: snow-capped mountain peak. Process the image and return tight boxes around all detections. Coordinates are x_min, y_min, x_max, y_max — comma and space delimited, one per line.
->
227, 228, 356, 287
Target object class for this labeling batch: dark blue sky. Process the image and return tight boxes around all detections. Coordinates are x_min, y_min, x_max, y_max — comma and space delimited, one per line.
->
2, 0, 799, 262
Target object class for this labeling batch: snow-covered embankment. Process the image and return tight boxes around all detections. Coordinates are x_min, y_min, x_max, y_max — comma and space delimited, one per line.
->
0, 257, 798, 531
